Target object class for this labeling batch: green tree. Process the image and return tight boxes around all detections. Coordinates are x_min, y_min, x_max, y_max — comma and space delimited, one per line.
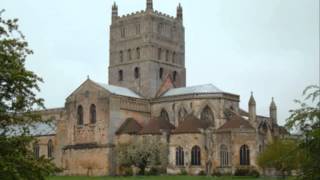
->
0, 10, 58, 180
286, 85, 320, 180
257, 139, 304, 178
116, 138, 167, 175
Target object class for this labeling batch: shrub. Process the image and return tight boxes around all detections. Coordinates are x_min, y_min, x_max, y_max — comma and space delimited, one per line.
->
146, 167, 160, 176
249, 169, 260, 177
234, 168, 260, 177
121, 166, 133, 176
234, 168, 250, 176
198, 170, 206, 176
179, 168, 188, 175
212, 171, 222, 177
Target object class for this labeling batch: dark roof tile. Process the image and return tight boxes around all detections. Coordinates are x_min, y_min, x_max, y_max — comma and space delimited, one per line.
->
172, 114, 209, 134
140, 117, 175, 135
116, 118, 142, 135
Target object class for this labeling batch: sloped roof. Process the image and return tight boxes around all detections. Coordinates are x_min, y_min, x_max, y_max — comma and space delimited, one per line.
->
239, 109, 249, 117
219, 109, 254, 130
31, 123, 56, 136
97, 82, 142, 98
116, 118, 142, 135
172, 114, 209, 134
162, 84, 223, 97
140, 117, 175, 135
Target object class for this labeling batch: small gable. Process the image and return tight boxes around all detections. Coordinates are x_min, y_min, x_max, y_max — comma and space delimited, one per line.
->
140, 117, 175, 135
173, 114, 209, 134
116, 118, 142, 135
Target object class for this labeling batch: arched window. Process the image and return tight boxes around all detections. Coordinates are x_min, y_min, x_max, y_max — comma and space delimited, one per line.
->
240, 145, 250, 165
77, 105, 83, 125
119, 50, 123, 62
121, 27, 125, 38
136, 24, 140, 34
118, 70, 123, 81
220, 144, 229, 167
191, 146, 201, 166
178, 108, 187, 123
173, 71, 177, 81
128, 49, 132, 60
172, 52, 176, 63
48, 139, 53, 158
201, 106, 214, 126
159, 68, 163, 79
157, 23, 163, 33
134, 67, 140, 79
136, 47, 140, 59
158, 48, 162, 60
90, 104, 96, 124
165, 50, 169, 61
160, 109, 169, 122
176, 146, 184, 166
33, 142, 40, 159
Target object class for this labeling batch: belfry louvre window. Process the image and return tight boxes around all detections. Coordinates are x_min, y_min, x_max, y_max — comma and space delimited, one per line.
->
121, 27, 125, 38
77, 105, 83, 125
240, 145, 250, 165
220, 144, 229, 167
166, 50, 169, 61
191, 146, 201, 166
136, 24, 140, 34
176, 146, 184, 166
159, 68, 163, 79
119, 51, 123, 62
172, 52, 176, 63
134, 67, 140, 79
48, 139, 53, 158
173, 71, 177, 81
158, 48, 162, 60
128, 49, 132, 60
118, 70, 123, 81
90, 104, 96, 124
136, 47, 140, 59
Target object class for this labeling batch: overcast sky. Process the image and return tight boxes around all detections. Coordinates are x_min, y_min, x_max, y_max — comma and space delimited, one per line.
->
2, 0, 319, 125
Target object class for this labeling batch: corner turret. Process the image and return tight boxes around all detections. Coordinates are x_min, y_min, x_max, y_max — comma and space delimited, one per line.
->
112, 2, 118, 22
248, 92, 256, 123
177, 3, 183, 21
269, 97, 277, 126
146, 0, 153, 11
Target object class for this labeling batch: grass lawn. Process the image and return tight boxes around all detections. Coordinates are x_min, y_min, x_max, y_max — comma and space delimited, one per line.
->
46, 176, 294, 180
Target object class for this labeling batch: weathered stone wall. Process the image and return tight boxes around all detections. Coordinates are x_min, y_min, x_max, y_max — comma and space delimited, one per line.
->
168, 134, 206, 175
62, 147, 111, 176
230, 130, 258, 169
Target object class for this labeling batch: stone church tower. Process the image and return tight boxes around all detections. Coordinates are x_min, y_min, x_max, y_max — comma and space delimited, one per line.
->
108, 0, 186, 98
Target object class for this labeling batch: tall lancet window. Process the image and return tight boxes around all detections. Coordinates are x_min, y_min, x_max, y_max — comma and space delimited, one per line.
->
240, 145, 250, 165
77, 105, 83, 125
176, 146, 184, 166
90, 104, 96, 124
47, 139, 53, 158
